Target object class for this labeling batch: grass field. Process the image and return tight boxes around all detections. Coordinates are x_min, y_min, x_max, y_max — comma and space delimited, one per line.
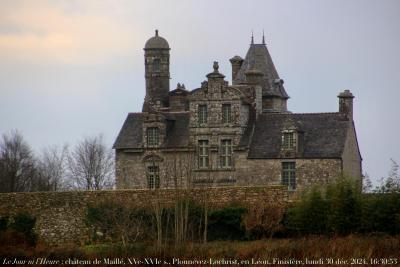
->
2, 235, 399, 266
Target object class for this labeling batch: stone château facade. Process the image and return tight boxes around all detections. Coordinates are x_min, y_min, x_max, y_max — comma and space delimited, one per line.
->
113, 30, 362, 191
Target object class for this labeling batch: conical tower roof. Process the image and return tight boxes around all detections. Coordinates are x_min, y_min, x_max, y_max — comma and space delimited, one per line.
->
235, 42, 289, 99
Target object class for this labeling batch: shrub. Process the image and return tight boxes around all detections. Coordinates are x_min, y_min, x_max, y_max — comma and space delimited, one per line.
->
169, 200, 204, 242
8, 213, 37, 246
244, 203, 285, 239
284, 187, 328, 235
86, 202, 155, 245
0, 216, 8, 232
0, 213, 37, 246
325, 177, 361, 235
284, 178, 400, 237
207, 205, 247, 241
360, 193, 400, 234
284, 178, 363, 236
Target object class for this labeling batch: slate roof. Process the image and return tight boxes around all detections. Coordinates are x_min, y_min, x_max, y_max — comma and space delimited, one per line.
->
113, 112, 190, 149
235, 44, 289, 99
115, 111, 349, 159
113, 113, 144, 149
247, 112, 349, 158
163, 112, 190, 148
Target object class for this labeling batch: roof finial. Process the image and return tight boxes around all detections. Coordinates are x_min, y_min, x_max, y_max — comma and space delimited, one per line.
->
213, 61, 219, 72
262, 30, 265, 45
251, 30, 254, 45
155, 29, 158, 36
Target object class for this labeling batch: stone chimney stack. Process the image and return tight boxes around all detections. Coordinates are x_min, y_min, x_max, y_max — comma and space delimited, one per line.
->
230, 56, 244, 85
338, 90, 354, 120
244, 68, 264, 86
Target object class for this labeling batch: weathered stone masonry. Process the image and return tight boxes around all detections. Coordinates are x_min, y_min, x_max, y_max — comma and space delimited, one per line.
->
113, 31, 362, 191
0, 186, 287, 246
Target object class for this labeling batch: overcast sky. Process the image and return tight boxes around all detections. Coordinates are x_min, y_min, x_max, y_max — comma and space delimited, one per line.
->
0, 0, 399, 184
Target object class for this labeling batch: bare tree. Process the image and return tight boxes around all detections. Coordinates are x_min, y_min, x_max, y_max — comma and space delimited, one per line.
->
362, 173, 373, 193
36, 145, 68, 191
0, 130, 36, 192
376, 159, 400, 193
67, 135, 114, 190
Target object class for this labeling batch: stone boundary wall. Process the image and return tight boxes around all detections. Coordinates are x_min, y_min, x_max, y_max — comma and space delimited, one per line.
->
0, 186, 287, 246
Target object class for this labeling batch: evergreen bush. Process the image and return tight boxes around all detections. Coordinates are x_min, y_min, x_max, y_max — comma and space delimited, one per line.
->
8, 213, 37, 246
207, 205, 247, 241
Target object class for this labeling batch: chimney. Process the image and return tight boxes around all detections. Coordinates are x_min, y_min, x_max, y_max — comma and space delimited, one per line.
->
244, 68, 264, 86
229, 56, 244, 85
338, 90, 354, 119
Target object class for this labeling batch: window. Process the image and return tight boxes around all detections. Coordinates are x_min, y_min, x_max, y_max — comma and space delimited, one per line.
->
153, 58, 160, 72
198, 140, 209, 168
220, 139, 233, 168
222, 104, 232, 123
282, 132, 295, 150
147, 127, 159, 146
147, 165, 160, 189
198, 104, 208, 124
282, 162, 296, 190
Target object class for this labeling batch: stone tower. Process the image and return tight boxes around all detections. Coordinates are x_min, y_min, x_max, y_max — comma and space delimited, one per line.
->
143, 30, 170, 112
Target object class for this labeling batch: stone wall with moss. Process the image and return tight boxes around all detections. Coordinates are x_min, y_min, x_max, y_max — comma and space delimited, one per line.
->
235, 155, 342, 190
0, 186, 287, 246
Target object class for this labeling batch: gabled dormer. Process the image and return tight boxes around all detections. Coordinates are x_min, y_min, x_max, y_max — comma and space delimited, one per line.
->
280, 118, 303, 158
142, 112, 166, 148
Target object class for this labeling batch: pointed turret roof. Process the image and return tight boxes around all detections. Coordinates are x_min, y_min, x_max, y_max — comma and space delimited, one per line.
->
235, 42, 289, 99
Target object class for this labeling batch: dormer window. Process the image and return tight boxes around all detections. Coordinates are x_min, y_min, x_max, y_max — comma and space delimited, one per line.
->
282, 131, 295, 150
222, 104, 232, 123
198, 104, 208, 124
147, 127, 159, 146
